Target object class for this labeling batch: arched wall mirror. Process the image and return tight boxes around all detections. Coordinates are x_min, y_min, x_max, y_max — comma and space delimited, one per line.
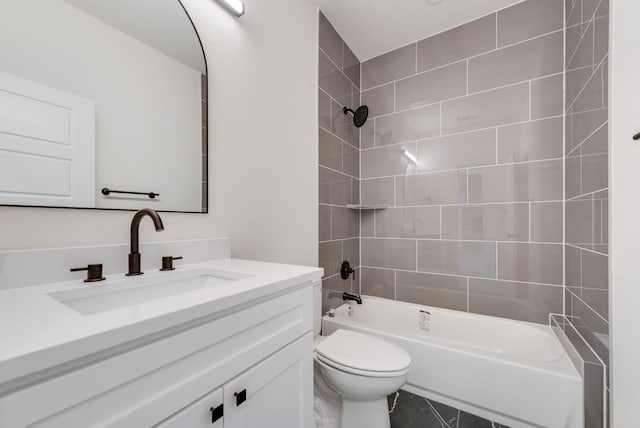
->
0, 0, 208, 213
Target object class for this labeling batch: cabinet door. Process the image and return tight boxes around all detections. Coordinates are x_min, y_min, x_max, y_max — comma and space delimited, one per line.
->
155, 387, 224, 428
224, 333, 313, 428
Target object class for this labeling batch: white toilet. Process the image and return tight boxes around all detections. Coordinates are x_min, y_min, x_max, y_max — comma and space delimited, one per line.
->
313, 283, 411, 428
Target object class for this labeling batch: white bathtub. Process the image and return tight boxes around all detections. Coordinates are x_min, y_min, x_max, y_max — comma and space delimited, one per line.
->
322, 296, 582, 428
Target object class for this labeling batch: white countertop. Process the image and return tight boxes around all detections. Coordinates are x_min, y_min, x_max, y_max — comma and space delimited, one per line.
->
0, 258, 322, 388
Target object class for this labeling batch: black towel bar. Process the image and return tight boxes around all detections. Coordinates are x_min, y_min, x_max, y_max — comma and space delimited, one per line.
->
101, 188, 159, 199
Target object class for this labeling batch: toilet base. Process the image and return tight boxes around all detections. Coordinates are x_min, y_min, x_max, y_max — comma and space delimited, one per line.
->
342, 398, 390, 428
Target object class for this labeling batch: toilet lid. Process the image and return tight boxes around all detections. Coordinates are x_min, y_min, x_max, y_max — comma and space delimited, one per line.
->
315, 329, 411, 373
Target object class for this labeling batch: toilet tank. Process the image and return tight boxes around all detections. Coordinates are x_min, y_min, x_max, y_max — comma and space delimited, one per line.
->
313, 280, 322, 336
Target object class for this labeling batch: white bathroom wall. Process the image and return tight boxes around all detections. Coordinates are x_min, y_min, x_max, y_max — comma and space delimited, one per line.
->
0, 0, 319, 268
609, 0, 640, 425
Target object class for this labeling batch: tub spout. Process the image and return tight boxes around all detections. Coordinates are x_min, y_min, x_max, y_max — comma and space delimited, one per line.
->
343, 292, 362, 304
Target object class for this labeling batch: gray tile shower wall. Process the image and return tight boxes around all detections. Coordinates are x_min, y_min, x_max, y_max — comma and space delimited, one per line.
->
318, 2, 611, 425
564, 0, 609, 426
358, 0, 565, 325
317, 2, 610, 425
318, 12, 361, 311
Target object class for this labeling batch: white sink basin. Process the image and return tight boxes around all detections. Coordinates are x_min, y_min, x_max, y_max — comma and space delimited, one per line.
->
48, 269, 251, 315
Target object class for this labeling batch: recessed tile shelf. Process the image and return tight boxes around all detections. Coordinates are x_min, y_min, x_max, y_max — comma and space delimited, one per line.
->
346, 204, 390, 210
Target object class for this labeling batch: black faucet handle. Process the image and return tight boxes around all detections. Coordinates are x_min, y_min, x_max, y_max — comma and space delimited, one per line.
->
160, 256, 183, 271
70, 264, 105, 283
340, 261, 355, 280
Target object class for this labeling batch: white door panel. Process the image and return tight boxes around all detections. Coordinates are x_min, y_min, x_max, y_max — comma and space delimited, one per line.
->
0, 70, 95, 207
0, 151, 70, 196
0, 90, 70, 145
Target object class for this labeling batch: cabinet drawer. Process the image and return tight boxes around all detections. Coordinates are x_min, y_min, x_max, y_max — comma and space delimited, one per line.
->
0, 286, 312, 427
155, 388, 223, 428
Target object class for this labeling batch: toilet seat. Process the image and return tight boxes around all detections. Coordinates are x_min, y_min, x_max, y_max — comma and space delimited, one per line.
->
314, 353, 410, 378
314, 329, 411, 377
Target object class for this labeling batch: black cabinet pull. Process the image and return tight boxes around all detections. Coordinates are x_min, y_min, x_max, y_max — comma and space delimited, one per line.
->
209, 404, 223, 423
634, 132, 640, 141
234, 389, 247, 406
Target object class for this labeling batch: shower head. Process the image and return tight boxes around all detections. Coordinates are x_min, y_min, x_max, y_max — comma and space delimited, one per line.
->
342, 105, 369, 128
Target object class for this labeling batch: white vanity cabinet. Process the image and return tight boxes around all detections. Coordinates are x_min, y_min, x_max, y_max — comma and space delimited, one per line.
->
159, 335, 310, 428
156, 387, 224, 427
0, 285, 314, 428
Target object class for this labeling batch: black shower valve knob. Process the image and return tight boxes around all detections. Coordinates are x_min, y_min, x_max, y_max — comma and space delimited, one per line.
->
340, 261, 355, 280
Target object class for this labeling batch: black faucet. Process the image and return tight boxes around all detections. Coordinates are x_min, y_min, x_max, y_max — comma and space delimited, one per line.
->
343, 292, 362, 304
126, 209, 164, 276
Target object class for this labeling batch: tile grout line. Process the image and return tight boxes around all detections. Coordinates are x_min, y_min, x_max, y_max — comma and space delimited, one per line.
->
439, 205, 442, 240
363, 115, 565, 153
365, 61, 563, 103
358, 265, 565, 288
528, 80, 532, 121
566, 18, 594, 68
318, 97, 362, 152
439, 102, 443, 136
529, 202, 532, 241
566, 53, 609, 112
319, 164, 359, 181
394, 269, 397, 300
357, 236, 565, 245
562, 0, 567, 321
567, 243, 609, 257
367, 73, 563, 123
466, 59, 469, 95
319, 46, 360, 92
466, 169, 469, 204
415, 240, 418, 277
565, 119, 608, 158
567, 288, 610, 325
466, 277, 470, 312
355, 199, 566, 209
494, 127, 499, 164
495, 242, 499, 282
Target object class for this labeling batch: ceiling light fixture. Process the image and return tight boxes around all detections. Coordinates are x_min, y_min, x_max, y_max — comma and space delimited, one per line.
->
219, 0, 245, 17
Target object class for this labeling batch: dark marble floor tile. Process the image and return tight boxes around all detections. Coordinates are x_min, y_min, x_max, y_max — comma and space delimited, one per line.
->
428, 400, 460, 427
389, 391, 449, 428
457, 411, 495, 428
388, 390, 509, 428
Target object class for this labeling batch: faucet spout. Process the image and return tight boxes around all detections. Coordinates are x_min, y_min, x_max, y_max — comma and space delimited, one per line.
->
127, 208, 164, 276
343, 292, 362, 305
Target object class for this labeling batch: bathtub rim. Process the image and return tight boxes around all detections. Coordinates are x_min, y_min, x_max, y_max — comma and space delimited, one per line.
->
323, 295, 581, 378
